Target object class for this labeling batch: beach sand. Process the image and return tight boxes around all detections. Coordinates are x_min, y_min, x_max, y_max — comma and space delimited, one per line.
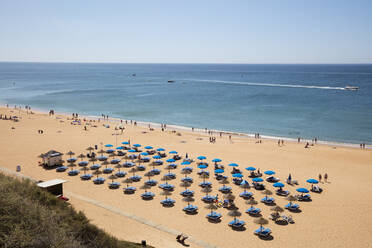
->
0, 106, 371, 248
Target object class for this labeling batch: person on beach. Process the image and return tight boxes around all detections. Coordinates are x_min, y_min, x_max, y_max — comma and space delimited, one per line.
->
305, 142, 309, 148
281, 139, 284, 146
278, 140, 281, 146
319, 174, 322, 182
298, 137, 301, 143
324, 173, 328, 182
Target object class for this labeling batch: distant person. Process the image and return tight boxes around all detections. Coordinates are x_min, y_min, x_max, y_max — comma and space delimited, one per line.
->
298, 137, 301, 143
318, 174, 322, 182
278, 140, 280, 146
324, 173, 328, 182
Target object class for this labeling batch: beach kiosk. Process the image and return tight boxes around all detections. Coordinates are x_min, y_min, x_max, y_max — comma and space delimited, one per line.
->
41, 150, 63, 167
37, 179, 67, 196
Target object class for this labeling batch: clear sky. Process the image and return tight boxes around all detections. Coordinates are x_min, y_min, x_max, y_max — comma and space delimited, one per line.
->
0, 0, 371, 63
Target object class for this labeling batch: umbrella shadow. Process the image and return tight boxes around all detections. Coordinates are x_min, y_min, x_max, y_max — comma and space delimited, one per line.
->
207, 218, 222, 224
182, 197, 195, 203
258, 235, 274, 241
231, 226, 246, 232
248, 213, 262, 218
180, 182, 191, 187
185, 211, 198, 216
288, 209, 302, 213
201, 188, 213, 193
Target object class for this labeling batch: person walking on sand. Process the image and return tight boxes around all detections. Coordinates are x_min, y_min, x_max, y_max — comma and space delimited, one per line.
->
281, 139, 284, 146
278, 140, 281, 146
324, 173, 328, 182
319, 174, 322, 182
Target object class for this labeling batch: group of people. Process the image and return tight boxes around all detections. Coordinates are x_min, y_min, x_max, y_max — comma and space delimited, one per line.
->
101, 114, 109, 120
72, 113, 79, 118
48, 109, 55, 116
360, 143, 367, 149
209, 136, 216, 143
37, 129, 44, 134
277, 139, 285, 146
318, 173, 329, 183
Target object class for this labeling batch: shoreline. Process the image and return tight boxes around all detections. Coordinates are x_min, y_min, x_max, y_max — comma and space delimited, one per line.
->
2, 103, 370, 149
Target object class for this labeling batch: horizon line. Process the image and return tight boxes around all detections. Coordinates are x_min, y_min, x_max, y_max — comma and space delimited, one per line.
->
1, 60, 372, 65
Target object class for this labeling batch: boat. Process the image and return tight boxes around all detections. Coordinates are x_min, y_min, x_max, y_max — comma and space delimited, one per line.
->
345, 86, 359, 90
167, 80, 175, 83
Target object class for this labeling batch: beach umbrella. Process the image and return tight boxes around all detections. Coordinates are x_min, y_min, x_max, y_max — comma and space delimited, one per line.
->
122, 141, 129, 145
252, 178, 263, 182
86, 146, 94, 155
307, 179, 319, 184
212, 158, 222, 163
140, 152, 149, 156
157, 148, 165, 151
81, 166, 90, 174
262, 189, 272, 200
169, 151, 178, 154
89, 157, 97, 163
197, 156, 206, 160
296, 188, 309, 193
246, 198, 258, 207
232, 173, 243, 178
264, 170, 275, 175
228, 209, 242, 217
78, 153, 86, 161
98, 149, 105, 154
133, 144, 141, 147
240, 180, 250, 188
145, 146, 153, 149
152, 155, 161, 159
105, 144, 113, 147
287, 195, 297, 204
254, 217, 269, 228
122, 178, 133, 187
108, 174, 118, 183
93, 170, 102, 178
273, 182, 285, 188
224, 193, 235, 201
215, 169, 224, 174
66, 151, 75, 158
166, 158, 175, 163
116, 146, 124, 150
102, 161, 110, 169
128, 149, 136, 153
246, 166, 256, 171
181, 161, 191, 165
228, 163, 239, 167
198, 164, 208, 169
271, 206, 284, 214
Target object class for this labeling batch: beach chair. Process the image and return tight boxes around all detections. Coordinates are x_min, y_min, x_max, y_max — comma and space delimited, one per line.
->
266, 176, 280, 183
229, 218, 245, 229
253, 183, 265, 190
108, 182, 120, 189
281, 215, 295, 224
311, 185, 323, 193
270, 212, 280, 221
183, 205, 198, 214
239, 191, 253, 200
141, 191, 155, 200
285, 203, 300, 211
161, 198, 175, 207
123, 186, 136, 194
93, 177, 105, 184
254, 227, 272, 237
297, 194, 311, 201
276, 189, 290, 196
261, 197, 275, 205
80, 174, 92, 180
206, 212, 222, 221
246, 206, 261, 216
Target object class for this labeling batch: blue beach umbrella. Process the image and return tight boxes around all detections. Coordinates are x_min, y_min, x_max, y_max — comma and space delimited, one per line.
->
145, 146, 153, 149
140, 152, 149, 156
197, 156, 206, 160
116, 146, 124, 150
252, 178, 263, 182
296, 188, 309, 193
166, 158, 175, 163
121, 141, 129, 145
264, 170, 275, 175
198, 164, 208, 169
245, 166, 256, 171
105, 144, 113, 147
229, 163, 239, 167
152, 155, 161, 159
157, 148, 165, 151
133, 144, 141, 147
212, 158, 222, 163
169, 151, 178, 154
307, 179, 319, 184
273, 182, 285, 188
215, 169, 224, 174
106, 149, 115, 153
232, 173, 243, 178
240, 180, 250, 186
181, 161, 191, 165
128, 149, 137, 153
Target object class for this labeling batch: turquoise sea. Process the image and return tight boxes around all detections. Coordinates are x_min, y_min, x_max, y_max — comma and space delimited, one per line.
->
0, 62, 371, 145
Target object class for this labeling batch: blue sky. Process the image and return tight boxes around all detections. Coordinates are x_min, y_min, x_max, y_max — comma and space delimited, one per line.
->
0, 0, 371, 63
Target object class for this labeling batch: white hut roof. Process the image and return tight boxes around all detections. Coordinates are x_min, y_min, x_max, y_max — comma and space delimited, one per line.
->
42, 150, 63, 158
37, 179, 67, 188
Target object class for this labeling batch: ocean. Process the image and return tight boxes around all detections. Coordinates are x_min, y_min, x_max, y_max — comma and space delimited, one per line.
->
0, 62, 371, 145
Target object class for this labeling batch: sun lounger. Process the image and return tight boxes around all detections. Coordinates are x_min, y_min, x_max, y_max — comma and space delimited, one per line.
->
228, 219, 245, 229
254, 227, 272, 237
281, 215, 295, 224
206, 212, 222, 221
80, 174, 92, 180
199, 181, 212, 188
261, 197, 275, 204
311, 185, 323, 193
68, 170, 79, 176
129, 175, 142, 182
56, 166, 68, 172
141, 191, 155, 200
285, 203, 300, 211
161, 198, 175, 207
202, 195, 217, 203
297, 194, 311, 201
115, 171, 127, 177
109, 182, 120, 189
276, 189, 290, 196
239, 191, 253, 199
93, 177, 105, 184
123, 186, 136, 194
180, 189, 194, 197
266, 176, 280, 183
183, 205, 198, 214
219, 186, 232, 194
246, 207, 261, 216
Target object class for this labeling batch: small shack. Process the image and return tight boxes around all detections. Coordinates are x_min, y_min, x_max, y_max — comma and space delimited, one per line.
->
41, 150, 63, 167
37, 179, 67, 196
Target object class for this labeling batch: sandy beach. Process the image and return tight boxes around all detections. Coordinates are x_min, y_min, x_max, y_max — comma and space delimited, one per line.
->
1, 105, 372, 248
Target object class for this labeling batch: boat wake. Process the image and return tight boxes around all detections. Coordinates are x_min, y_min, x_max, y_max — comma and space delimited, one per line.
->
184, 79, 347, 90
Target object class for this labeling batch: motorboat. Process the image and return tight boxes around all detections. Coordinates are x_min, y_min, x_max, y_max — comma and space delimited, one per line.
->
345, 86, 359, 90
